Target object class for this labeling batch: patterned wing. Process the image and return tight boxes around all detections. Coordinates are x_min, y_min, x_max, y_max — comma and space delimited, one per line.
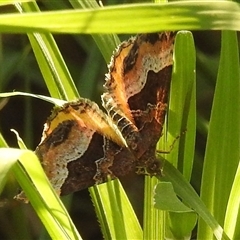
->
35, 99, 134, 195
102, 32, 175, 161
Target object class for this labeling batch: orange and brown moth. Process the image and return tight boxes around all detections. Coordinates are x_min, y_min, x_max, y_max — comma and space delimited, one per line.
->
33, 32, 175, 195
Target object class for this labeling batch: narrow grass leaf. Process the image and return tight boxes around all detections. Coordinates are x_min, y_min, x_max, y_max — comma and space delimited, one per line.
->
0, 2, 240, 33
90, 186, 112, 239
224, 161, 240, 239
143, 176, 164, 239
10, 129, 27, 149
90, 180, 142, 239
198, 31, 240, 239
0, 148, 16, 194
221, 32, 240, 239
167, 31, 196, 181
15, 2, 79, 100
160, 160, 230, 240
0, 148, 81, 239
0, 91, 67, 106
0, 132, 8, 148
0, 0, 31, 5
167, 211, 197, 239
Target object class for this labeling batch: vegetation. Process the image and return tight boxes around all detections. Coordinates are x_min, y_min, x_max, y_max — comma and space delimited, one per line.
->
0, 0, 239, 239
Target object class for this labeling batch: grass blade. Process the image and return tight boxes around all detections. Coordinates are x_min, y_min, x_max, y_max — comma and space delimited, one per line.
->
16, 2, 79, 100
167, 31, 196, 180
160, 160, 230, 240
90, 180, 142, 239
224, 161, 240, 239
0, 148, 81, 239
0, 2, 240, 33
198, 31, 240, 239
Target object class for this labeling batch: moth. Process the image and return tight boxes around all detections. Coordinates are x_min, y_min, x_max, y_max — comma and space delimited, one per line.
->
29, 32, 175, 195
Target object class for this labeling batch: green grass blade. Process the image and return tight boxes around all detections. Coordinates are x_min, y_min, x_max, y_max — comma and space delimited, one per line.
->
224, 161, 240, 239
144, 176, 164, 239
0, 91, 67, 106
0, 147, 15, 194
159, 160, 230, 240
16, 2, 79, 100
167, 211, 197, 239
166, 30, 197, 239
90, 180, 142, 239
223, 32, 240, 240
0, 132, 33, 239
0, 0, 30, 5
0, 132, 8, 148
198, 31, 240, 239
0, 148, 81, 239
168, 31, 196, 180
1, 2, 240, 33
